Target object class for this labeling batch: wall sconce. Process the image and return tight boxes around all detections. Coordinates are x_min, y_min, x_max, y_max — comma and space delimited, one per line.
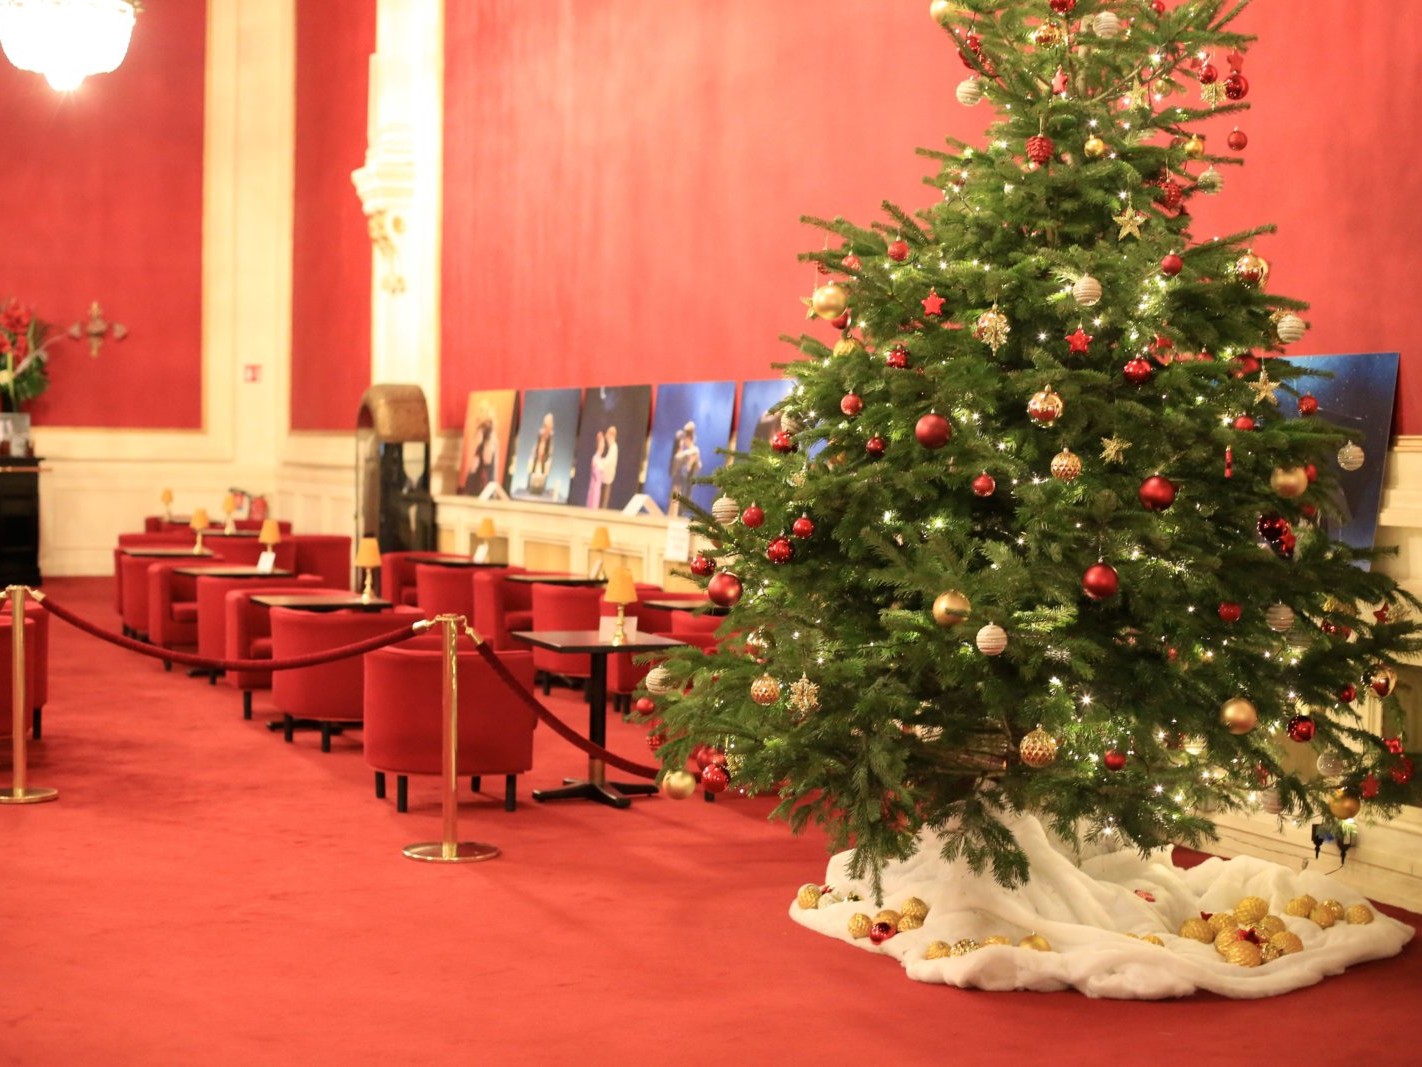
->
67, 301, 127, 358
0, 0, 139, 92
365, 209, 407, 295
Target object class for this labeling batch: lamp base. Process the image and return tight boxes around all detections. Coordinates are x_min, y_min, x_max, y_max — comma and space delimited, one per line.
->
402, 841, 500, 863
0, 786, 59, 805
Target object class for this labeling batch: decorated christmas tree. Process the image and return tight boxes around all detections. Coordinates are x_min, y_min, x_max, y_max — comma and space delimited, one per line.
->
644, 0, 1422, 896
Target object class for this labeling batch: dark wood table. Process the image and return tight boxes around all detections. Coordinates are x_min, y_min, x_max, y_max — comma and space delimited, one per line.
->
250, 593, 392, 612
123, 547, 215, 558
642, 598, 728, 616
505, 573, 607, 587
414, 557, 504, 569
173, 566, 294, 578
510, 629, 685, 808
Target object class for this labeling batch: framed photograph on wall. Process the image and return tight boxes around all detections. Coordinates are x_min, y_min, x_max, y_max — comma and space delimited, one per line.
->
735, 378, 794, 455
456, 389, 517, 497
569, 384, 653, 512
509, 387, 582, 504
642, 381, 736, 516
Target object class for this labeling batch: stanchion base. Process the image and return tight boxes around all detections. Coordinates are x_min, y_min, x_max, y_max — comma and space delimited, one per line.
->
402, 841, 500, 863
0, 786, 59, 804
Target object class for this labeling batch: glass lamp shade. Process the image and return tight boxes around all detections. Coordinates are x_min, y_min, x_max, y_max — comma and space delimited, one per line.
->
354, 537, 383, 570
188, 508, 209, 531
603, 567, 638, 606
159, 487, 173, 506
589, 526, 612, 552
476, 518, 497, 540
258, 519, 282, 546
0, 0, 138, 91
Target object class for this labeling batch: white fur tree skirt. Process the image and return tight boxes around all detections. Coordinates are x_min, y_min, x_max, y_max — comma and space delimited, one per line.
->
789, 814, 1413, 999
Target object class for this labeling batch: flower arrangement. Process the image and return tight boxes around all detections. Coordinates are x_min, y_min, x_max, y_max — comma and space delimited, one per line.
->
0, 299, 54, 410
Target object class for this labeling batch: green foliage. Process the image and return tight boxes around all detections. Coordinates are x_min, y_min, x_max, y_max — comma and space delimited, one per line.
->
644, 0, 1422, 888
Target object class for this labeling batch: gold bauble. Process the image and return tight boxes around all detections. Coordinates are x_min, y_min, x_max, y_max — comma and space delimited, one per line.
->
1082, 135, 1107, 160
744, 629, 772, 660
1224, 940, 1262, 968
1130, 933, 1165, 946
1327, 791, 1361, 820
900, 897, 930, 922
924, 939, 953, 959
1213, 929, 1243, 954
1183, 134, 1206, 159
1270, 466, 1309, 499
1346, 903, 1375, 925
832, 336, 864, 358
897, 913, 925, 931
660, 769, 698, 800
1019, 727, 1057, 768
1026, 386, 1064, 424
981, 935, 1013, 946
848, 912, 873, 938
1208, 911, 1240, 934
928, 0, 961, 26
974, 307, 1011, 352
1019, 933, 1052, 952
1270, 931, 1305, 955
1179, 917, 1214, 943
1234, 896, 1269, 925
1032, 21, 1064, 48
796, 883, 823, 909
810, 282, 850, 320
1320, 899, 1345, 921
1284, 895, 1317, 918
750, 673, 782, 706
1220, 696, 1259, 735
1254, 914, 1286, 938
950, 938, 980, 956
932, 590, 972, 627
1309, 904, 1337, 928
1234, 251, 1271, 286
1050, 447, 1082, 482
1260, 943, 1283, 963
874, 909, 902, 927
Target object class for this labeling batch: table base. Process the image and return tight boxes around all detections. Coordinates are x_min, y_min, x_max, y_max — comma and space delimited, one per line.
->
533, 776, 659, 809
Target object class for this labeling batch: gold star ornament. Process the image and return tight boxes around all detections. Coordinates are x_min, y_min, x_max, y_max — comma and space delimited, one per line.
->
1247, 370, 1280, 406
1100, 435, 1132, 464
788, 674, 821, 718
1113, 207, 1146, 240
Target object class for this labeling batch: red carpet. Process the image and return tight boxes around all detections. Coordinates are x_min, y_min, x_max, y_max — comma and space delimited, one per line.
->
4, 578, 1421, 1066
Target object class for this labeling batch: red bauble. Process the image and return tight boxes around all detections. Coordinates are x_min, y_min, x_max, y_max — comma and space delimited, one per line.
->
633, 696, 657, 717
1160, 253, 1184, 276
1338, 684, 1357, 703
842, 254, 862, 272
647, 731, 666, 752
887, 239, 910, 262
1104, 750, 1127, 772
1026, 135, 1055, 165
840, 392, 863, 417
1227, 127, 1248, 151
1123, 357, 1154, 384
1218, 601, 1242, 623
865, 435, 887, 458
869, 921, 897, 945
1150, 0, 1165, 12
792, 515, 815, 539
1286, 715, 1316, 742
1391, 756, 1415, 785
701, 764, 730, 794
915, 412, 952, 449
1297, 394, 1318, 416
770, 429, 797, 454
707, 571, 743, 608
740, 504, 765, 528
1232, 353, 1261, 377
690, 554, 716, 577
1361, 773, 1380, 799
1138, 475, 1177, 511
1049, 0, 1076, 13
1199, 62, 1218, 84
1304, 463, 1318, 483
886, 344, 910, 369
1158, 181, 1183, 211
693, 745, 718, 770
972, 472, 996, 497
1233, 415, 1256, 431
767, 536, 795, 564
1385, 736, 1405, 755
1082, 562, 1119, 601
830, 312, 852, 330
1223, 70, 1248, 100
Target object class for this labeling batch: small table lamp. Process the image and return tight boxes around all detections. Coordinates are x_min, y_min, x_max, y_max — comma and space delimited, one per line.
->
257, 519, 282, 572
603, 566, 638, 646
160, 487, 174, 523
189, 507, 210, 554
222, 492, 238, 535
589, 525, 611, 580
474, 517, 497, 562
355, 536, 382, 603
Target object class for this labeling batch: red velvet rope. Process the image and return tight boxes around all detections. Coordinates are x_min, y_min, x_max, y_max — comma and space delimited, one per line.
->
35, 595, 422, 672
465, 634, 662, 780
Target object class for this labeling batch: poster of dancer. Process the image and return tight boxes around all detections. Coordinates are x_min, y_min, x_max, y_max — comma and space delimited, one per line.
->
642, 381, 736, 516
509, 387, 582, 504
456, 389, 517, 497
568, 384, 653, 512
734, 378, 794, 456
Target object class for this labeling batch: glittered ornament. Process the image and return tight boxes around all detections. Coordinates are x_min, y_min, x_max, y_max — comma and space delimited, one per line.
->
690, 554, 716, 578
1224, 941, 1262, 968
1391, 756, 1414, 785
645, 665, 676, 695
1104, 749, 1127, 771
1346, 904, 1375, 925
932, 590, 972, 627
1048, 448, 1081, 483
809, 282, 849, 320
955, 76, 983, 107
660, 770, 697, 799
1297, 394, 1318, 416
886, 238, 910, 262
1160, 252, 1184, 276
832, 336, 864, 359
1019, 933, 1052, 951
1286, 715, 1316, 743
840, 392, 863, 417
796, 883, 823, 909
1223, 69, 1249, 100
848, 913, 873, 939
1123, 356, 1154, 384
1234, 251, 1270, 287
1265, 604, 1295, 631
885, 344, 910, 370
707, 571, 743, 608
1385, 737, 1404, 755
1032, 21, 1064, 48
1220, 697, 1259, 735
710, 495, 740, 525
750, 673, 782, 705
1092, 11, 1121, 37
972, 472, 996, 497
916, 412, 952, 449
973, 307, 1010, 352
1025, 135, 1055, 165
1197, 166, 1223, 194
1081, 562, 1118, 601
1317, 750, 1348, 778
1183, 134, 1205, 159
975, 622, 1008, 656
770, 429, 797, 454
950, 937, 981, 956
1138, 475, 1176, 511
740, 504, 765, 528
865, 435, 887, 459
1019, 728, 1057, 768
924, 940, 952, 959
1270, 466, 1309, 499
1370, 664, 1397, 698
1072, 274, 1102, 306
1328, 791, 1361, 820
1027, 386, 1063, 425
787, 674, 820, 717
791, 515, 815, 539
766, 536, 795, 565
1048, 0, 1075, 14
1275, 312, 1306, 344
1337, 441, 1365, 472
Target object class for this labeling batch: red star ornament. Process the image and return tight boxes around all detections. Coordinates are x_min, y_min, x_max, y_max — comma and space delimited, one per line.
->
1066, 327, 1093, 354
921, 289, 946, 317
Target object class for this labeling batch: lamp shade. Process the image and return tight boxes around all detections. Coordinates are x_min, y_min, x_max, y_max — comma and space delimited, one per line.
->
258, 519, 282, 546
160, 487, 173, 505
354, 537, 382, 569
189, 507, 209, 531
476, 518, 497, 540
222, 492, 237, 515
603, 567, 638, 605
589, 526, 612, 551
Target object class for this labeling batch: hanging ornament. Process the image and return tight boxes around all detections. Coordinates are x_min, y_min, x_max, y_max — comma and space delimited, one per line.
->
1370, 665, 1398, 698
1339, 684, 1358, 703
1100, 435, 1130, 464
1233, 252, 1270, 287
645, 666, 677, 695
1032, 21, 1065, 48
711, 495, 740, 525
701, 764, 730, 794
1327, 791, 1361, 820
832, 336, 864, 358
929, 0, 956, 25
750, 673, 782, 705
1123, 356, 1154, 384
1275, 312, 1307, 344
1072, 274, 1103, 306
1220, 697, 1259, 735
1233, 415, 1256, 431
791, 515, 815, 539
787, 674, 820, 717
1270, 466, 1309, 499
1157, 179, 1184, 211
1198, 63, 1219, 85
1112, 207, 1146, 240
1048, 0, 1075, 14
932, 590, 972, 627
915, 412, 952, 449
1026, 135, 1055, 165
1337, 441, 1365, 472
633, 696, 657, 718
1224, 70, 1249, 100
1197, 166, 1223, 194
1317, 750, 1348, 778
1019, 728, 1058, 768
972, 472, 996, 497
840, 392, 863, 417
1092, 11, 1121, 37
1265, 604, 1295, 631
766, 536, 795, 565
886, 238, 910, 262
1027, 386, 1064, 425
973, 306, 1010, 352
1138, 475, 1176, 511
740, 504, 765, 528
841, 252, 861, 272
921, 289, 946, 317
1051, 66, 1069, 96
1286, 715, 1316, 743
1391, 757, 1414, 785
690, 554, 716, 578
885, 344, 911, 369
1160, 252, 1184, 276
660, 770, 698, 799
1081, 562, 1119, 601
865, 434, 887, 458
1104, 749, 1127, 771
707, 571, 743, 608
770, 429, 797, 454
1083, 135, 1107, 160
830, 311, 851, 329
975, 623, 1008, 656
1218, 602, 1242, 623
1050, 447, 1082, 482
955, 76, 984, 107
1385, 737, 1405, 755
1362, 773, 1380, 799
807, 282, 849, 320
1227, 127, 1248, 150
1065, 326, 1093, 354
1183, 135, 1205, 159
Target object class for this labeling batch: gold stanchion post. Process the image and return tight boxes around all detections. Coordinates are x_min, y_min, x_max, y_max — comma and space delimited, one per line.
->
403, 614, 499, 863
1, 586, 58, 804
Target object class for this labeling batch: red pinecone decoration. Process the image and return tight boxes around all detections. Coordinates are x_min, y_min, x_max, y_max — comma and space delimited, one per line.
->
1026, 135, 1054, 165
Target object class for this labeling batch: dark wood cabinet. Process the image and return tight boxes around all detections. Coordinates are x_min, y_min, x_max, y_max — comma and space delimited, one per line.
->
0, 458, 42, 586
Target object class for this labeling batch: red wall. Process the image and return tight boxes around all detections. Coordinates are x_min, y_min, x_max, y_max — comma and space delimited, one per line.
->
441, 0, 1422, 434
289, 0, 376, 431
0, 3, 205, 428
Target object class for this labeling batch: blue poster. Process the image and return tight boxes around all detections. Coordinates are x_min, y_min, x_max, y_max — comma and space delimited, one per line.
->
568, 385, 653, 512
509, 387, 582, 504
735, 379, 794, 455
643, 381, 736, 516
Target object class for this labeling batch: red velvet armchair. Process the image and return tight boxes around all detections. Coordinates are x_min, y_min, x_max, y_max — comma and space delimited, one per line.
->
470, 567, 538, 651
363, 639, 537, 812
194, 573, 326, 683
146, 539, 299, 658
413, 562, 479, 620
114, 531, 197, 617
379, 551, 469, 607
290, 534, 353, 590
529, 583, 605, 694
224, 586, 351, 720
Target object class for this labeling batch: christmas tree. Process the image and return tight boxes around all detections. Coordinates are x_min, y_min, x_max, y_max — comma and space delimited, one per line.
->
644, 0, 1422, 893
